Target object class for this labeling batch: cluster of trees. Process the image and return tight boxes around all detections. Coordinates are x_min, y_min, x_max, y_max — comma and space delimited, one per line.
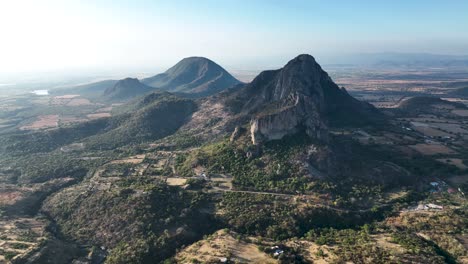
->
177, 134, 320, 193
218, 192, 385, 241
42, 180, 217, 264
392, 208, 467, 260
305, 225, 395, 263
2, 153, 98, 184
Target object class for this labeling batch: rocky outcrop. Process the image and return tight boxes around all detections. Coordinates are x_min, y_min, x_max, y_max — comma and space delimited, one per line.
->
250, 93, 328, 144
231, 54, 378, 145
230, 126, 245, 142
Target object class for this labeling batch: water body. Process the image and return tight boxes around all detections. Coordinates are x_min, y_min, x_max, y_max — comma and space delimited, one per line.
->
32, 90, 49, 95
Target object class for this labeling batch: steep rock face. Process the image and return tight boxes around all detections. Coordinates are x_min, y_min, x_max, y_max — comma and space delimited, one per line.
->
250, 94, 327, 144
142, 57, 241, 96
225, 54, 380, 144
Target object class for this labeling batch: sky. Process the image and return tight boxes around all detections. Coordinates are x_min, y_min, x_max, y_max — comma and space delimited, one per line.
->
0, 0, 468, 75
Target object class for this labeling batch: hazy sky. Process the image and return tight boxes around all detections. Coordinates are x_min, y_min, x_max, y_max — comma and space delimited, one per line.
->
1, 0, 468, 74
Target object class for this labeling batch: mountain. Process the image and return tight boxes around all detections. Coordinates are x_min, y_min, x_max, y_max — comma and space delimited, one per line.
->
449, 87, 468, 97
397, 96, 467, 114
5, 54, 464, 264
52, 79, 118, 97
103, 78, 154, 101
179, 54, 406, 187
142, 57, 241, 96
221, 54, 382, 144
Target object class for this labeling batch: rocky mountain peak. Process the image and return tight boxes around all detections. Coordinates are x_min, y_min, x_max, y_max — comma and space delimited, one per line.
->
225, 54, 382, 144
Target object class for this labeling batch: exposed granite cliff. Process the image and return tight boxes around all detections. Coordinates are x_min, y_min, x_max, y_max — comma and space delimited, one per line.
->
224, 54, 381, 144
249, 93, 328, 144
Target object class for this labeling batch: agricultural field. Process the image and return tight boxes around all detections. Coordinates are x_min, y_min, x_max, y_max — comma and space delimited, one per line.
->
0, 217, 47, 263
409, 143, 457, 155
0, 92, 112, 133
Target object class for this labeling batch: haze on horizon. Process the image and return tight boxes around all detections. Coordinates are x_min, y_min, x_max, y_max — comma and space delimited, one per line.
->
1, 0, 468, 76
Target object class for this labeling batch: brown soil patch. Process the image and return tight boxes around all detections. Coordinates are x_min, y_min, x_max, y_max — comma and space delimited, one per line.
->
53, 94, 80, 99
287, 240, 336, 264
86, 112, 111, 119
409, 143, 457, 155
59, 116, 88, 125
0, 217, 46, 261
166, 178, 187, 186
436, 159, 468, 170
110, 155, 146, 164
20, 115, 59, 130
175, 230, 277, 264
66, 98, 92, 106
372, 234, 406, 254
0, 190, 26, 206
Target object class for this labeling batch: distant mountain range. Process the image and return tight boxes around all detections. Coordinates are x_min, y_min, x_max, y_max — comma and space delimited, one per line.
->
55, 57, 241, 101
325, 52, 468, 68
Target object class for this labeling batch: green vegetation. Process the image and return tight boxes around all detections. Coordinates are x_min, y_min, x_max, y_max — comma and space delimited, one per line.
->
1, 71, 466, 264
178, 133, 318, 193
0, 93, 196, 155
218, 192, 385, 241
304, 224, 455, 263
9, 242, 30, 249
305, 226, 395, 263
3, 251, 18, 260
42, 180, 218, 263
